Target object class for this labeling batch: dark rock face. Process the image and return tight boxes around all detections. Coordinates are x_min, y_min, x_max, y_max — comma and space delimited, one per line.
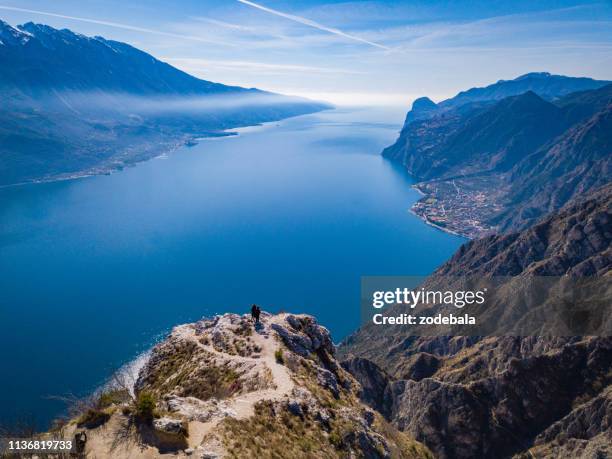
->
529, 387, 612, 457
386, 338, 612, 459
496, 102, 612, 232
339, 186, 612, 458
341, 358, 394, 418
387, 91, 570, 180
383, 75, 612, 237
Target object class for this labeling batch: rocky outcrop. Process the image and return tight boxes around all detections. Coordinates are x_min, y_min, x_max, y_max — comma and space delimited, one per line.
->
526, 387, 612, 458
344, 337, 612, 459
57, 313, 432, 458
270, 313, 334, 358
341, 358, 394, 419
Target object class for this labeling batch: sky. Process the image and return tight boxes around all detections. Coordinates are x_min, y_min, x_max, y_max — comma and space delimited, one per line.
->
1, 0, 611, 105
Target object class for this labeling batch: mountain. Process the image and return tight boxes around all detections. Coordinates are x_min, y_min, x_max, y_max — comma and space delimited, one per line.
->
1, 21, 247, 95
45, 313, 433, 458
338, 184, 612, 458
0, 20, 330, 186
494, 102, 612, 231
441, 72, 611, 110
385, 91, 569, 181
401, 72, 612, 124
383, 75, 612, 237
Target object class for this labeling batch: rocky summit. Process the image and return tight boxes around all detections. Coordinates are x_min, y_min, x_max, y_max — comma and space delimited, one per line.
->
54, 312, 432, 459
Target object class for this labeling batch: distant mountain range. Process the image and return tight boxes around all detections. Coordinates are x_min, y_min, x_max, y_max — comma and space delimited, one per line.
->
0, 20, 330, 186
383, 72, 612, 237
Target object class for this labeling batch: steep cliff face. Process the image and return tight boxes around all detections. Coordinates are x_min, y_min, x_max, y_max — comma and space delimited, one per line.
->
56, 313, 432, 459
343, 338, 611, 459
494, 103, 612, 232
339, 185, 612, 459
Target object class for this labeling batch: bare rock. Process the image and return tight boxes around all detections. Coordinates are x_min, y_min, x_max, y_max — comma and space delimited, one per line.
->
153, 417, 187, 436
316, 366, 340, 398
270, 323, 312, 356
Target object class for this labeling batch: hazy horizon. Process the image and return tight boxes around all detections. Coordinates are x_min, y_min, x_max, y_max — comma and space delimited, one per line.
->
2, 0, 612, 106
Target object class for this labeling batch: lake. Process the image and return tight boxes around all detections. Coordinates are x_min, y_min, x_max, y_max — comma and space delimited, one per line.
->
0, 106, 464, 428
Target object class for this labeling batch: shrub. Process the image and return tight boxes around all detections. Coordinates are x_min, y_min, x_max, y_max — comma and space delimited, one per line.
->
274, 349, 284, 365
135, 392, 156, 423
98, 389, 130, 408
77, 409, 111, 428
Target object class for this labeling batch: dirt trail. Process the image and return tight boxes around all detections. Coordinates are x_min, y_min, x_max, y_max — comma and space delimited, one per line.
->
187, 314, 294, 448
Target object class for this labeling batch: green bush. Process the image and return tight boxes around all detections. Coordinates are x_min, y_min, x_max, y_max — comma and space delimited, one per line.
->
77, 409, 111, 428
98, 389, 130, 408
135, 392, 156, 422
274, 349, 284, 365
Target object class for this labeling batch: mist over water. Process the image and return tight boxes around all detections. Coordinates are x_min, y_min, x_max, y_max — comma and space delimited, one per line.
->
0, 107, 463, 428
17, 90, 328, 114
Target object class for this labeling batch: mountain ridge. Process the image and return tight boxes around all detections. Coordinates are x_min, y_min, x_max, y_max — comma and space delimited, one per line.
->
338, 183, 612, 459
1, 20, 250, 95
0, 19, 331, 187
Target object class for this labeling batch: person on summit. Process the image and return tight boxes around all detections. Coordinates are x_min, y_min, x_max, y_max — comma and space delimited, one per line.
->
73, 431, 87, 456
251, 304, 262, 324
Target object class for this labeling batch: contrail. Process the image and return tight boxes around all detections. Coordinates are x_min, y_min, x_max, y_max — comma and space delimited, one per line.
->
0, 5, 234, 46
236, 0, 389, 50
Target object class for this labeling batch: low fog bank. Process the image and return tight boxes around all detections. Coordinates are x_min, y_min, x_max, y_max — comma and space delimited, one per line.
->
0, 88, 331, 186
9, 89, 332, 115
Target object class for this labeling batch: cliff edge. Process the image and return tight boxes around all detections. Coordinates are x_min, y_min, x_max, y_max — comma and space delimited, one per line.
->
54, 313, 432, 459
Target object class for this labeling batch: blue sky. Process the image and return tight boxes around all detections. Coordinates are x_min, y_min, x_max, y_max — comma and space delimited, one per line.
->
1, 0, 611, 105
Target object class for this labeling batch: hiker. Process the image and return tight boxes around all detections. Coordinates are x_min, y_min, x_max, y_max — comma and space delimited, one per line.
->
251, 304, 258, 322
73, 431, 87, 455
254, 305, 261, 323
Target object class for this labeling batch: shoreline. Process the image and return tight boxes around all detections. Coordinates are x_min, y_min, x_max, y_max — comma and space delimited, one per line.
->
408, 183, 471, 239
0, 133, 235, 190
0, 110, 326, 190
408, 208, 468, 238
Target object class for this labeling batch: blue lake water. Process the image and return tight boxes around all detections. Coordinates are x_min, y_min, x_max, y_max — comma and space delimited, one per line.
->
0, 107, 464, 428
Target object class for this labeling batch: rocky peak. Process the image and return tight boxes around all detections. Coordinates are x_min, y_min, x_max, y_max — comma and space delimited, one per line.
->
412, 96, 437, 111
404, 96, 439, 124
0, 19, 30, 46
56, 312, 432, 458
515, 71, 552, 80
